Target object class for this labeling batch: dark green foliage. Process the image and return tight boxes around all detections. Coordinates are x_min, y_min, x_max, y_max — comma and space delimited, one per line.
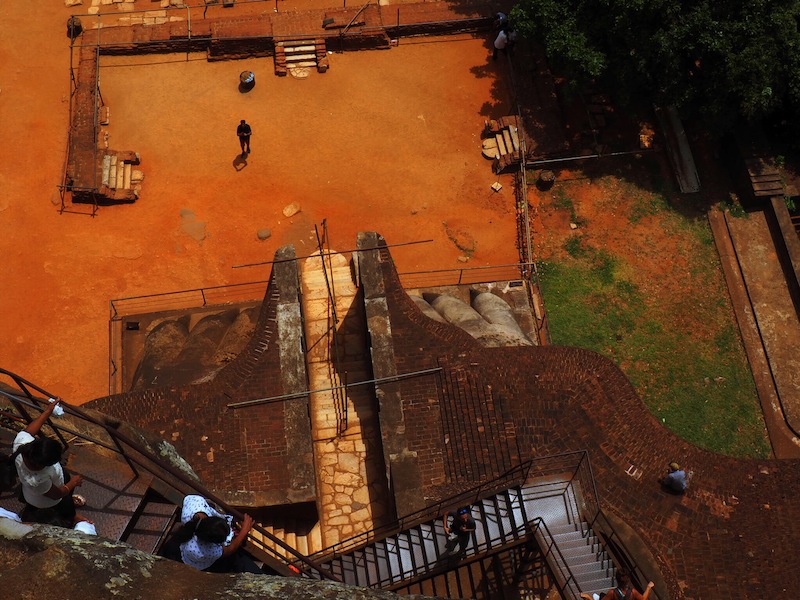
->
510, 0, 800, 131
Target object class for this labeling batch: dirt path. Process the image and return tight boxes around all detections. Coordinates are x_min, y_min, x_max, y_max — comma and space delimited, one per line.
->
0, 4, 518, 403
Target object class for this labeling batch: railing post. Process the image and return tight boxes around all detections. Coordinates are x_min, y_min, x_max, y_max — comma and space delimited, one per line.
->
104, 428, 139, 478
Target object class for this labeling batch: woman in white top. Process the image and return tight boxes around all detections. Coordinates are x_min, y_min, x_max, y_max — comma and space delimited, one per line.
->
162, 495, 260, 573
13, 399, 84, 526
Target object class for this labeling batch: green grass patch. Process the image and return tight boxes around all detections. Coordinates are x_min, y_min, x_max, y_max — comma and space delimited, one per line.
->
538, 240, 770, 459
629, 192, 668, 223
551, 187, 586, 226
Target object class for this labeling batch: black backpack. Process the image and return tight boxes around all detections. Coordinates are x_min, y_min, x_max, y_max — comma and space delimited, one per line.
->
0, 446, 23, 492
614, 586, 632, 600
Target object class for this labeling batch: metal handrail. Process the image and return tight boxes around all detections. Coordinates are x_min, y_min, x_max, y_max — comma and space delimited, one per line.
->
109, 280, 269, 319
0, 367, 339, 582
304, 459, 535, 566
307, 451, 595, 571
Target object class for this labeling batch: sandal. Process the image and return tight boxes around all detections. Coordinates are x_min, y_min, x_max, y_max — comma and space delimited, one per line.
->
72, 494, 87, 508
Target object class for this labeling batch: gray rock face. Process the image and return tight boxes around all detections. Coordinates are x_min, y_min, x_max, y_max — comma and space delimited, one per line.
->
409, 294, 447, 323
471, 292, 532, 346
423, 293, 488, 339
0, 521, 440, 600
421, 292, 532, 347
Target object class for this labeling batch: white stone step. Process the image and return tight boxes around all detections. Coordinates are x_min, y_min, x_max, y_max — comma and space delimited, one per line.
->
116, 160, 125, 189
286, 53, 317, 62
285, 45, 316, 53
101, 154, 111, 186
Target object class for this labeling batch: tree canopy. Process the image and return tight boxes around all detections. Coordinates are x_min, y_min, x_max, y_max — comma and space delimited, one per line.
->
510, 0, 800, 130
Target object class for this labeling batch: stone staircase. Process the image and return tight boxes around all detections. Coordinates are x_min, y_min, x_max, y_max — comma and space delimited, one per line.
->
299, 250, 391, 548
274, 39, 328, 76
250, 517, 324, 558
481, 115, 524, 174
99, 150, 143, 202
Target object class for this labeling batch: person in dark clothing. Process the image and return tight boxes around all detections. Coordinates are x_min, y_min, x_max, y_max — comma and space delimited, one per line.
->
581, 570, 655, 600
661, 462, 688, 494
442, 506, 476, 558
237, 119, 252, 157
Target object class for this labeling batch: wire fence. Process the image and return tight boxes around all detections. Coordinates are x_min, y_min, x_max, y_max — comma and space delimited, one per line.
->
397, 262, 531, 289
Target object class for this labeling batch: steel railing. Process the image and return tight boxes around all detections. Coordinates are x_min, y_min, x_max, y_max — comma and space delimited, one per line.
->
302, 449, 660, 597
0, 367, 338, 582
304, 460, 536, 567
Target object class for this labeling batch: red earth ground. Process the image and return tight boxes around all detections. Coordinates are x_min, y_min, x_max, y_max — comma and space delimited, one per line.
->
0, 2, 520, 404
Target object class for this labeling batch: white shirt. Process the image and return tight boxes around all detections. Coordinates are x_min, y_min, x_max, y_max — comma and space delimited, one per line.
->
494, 30, 508, 50
13, 431, 64, 509
179, 495, 234, 571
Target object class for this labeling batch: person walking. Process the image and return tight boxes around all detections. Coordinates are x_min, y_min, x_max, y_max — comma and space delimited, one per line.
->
237, 119, 252, 157
442, 506, 476, 558
493, 28, 508, 61
13, 399, 86, 527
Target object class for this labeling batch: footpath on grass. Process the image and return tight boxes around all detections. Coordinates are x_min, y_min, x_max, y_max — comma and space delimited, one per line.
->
709, 205, 800, 458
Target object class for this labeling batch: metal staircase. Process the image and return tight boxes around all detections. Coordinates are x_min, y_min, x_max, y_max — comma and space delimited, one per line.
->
299, 479, 614, 598
0, 368, 337, 582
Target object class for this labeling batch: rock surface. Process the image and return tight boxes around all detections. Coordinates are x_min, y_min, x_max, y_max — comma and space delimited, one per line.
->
0, 520, 440, 600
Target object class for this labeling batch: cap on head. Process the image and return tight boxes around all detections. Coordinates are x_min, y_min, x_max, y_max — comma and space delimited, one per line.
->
458, 507, 469, 515
669, 462, 680, 471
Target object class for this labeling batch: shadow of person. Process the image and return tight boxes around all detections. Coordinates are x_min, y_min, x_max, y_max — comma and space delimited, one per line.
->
233, 153, 248, 171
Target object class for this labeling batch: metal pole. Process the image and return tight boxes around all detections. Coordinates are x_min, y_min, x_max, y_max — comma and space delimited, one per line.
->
233, 238, 433, 269
228, 367, 443, 409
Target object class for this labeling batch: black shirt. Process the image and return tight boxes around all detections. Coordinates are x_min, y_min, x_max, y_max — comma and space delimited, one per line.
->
447, 511, 476, 535
237, 123, 252, 137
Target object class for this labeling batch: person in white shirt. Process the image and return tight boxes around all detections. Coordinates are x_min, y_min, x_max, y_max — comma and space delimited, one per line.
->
13, 399, 85, 526
160, 495, 261, 573
493, 28, 509, 61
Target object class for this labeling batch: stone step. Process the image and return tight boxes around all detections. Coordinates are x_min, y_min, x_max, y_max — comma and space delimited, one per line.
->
286, 53, 317, 62
289, 61, 319, 68
509, 126, 520, 151
285, 45, 316, 53
116, 158, 125, 189
124, 162, 132, 189
495, 133, 507, 156
101, 154, 111, 186
502, 128, 513, 155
